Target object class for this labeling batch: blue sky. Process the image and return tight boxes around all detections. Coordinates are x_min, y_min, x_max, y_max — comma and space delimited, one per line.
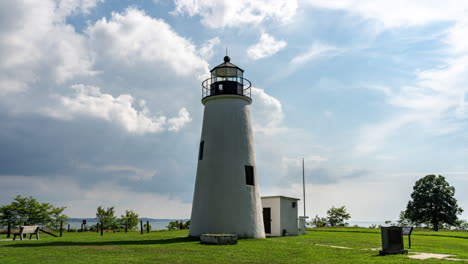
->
0, 0, 467, 222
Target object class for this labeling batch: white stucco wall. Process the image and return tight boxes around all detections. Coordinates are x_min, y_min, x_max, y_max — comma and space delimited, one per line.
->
261, 197, 281, 237
261, 196, 299, 236
280, 197, 299, 236
190, 95, 265, 239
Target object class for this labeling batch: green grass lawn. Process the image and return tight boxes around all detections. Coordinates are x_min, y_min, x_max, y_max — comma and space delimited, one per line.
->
0, 228, 467, 264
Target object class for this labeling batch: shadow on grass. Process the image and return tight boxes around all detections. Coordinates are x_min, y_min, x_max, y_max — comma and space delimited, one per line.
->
4, 236, 199, 248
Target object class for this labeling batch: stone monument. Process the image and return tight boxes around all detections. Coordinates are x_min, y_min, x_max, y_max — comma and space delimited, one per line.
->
379, 226, 408, 255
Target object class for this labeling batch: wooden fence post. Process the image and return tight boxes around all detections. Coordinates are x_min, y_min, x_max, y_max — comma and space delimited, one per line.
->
146, 221, 150, 233
60, 220, 63, 237
125, 220, 128, 233
67, 224, 70, 232
100, 222, 103, 236
140, 220, 143, 234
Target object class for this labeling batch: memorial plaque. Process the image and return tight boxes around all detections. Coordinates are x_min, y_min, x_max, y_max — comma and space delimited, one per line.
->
379, 226, 408, 255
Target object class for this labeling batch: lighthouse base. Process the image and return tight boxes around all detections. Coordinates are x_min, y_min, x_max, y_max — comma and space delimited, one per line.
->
200, 234, 238, 245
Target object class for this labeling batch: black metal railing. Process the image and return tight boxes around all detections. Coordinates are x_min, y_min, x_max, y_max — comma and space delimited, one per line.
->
202, 77, 251, 100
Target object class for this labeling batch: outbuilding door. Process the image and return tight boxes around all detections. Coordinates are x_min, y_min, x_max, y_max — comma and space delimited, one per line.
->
263, 208, 271, 234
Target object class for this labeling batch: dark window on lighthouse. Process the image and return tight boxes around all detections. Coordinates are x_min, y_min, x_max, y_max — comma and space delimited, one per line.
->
198, 141, 204, 160
245, 165, 254, 186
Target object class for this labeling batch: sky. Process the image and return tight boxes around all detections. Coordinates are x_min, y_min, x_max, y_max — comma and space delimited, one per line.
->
0, 0, 467, 222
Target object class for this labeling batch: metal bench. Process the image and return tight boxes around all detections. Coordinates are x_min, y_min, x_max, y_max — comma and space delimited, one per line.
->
13, 226, 40, 240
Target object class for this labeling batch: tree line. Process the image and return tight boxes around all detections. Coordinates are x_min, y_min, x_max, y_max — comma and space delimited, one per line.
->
0, 195, 67, 229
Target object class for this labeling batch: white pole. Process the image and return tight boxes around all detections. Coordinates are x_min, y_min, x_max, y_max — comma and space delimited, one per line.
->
302, 158, 306, 217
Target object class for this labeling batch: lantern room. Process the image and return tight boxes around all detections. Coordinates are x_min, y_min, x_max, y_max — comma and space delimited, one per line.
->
202, 56, 251, 100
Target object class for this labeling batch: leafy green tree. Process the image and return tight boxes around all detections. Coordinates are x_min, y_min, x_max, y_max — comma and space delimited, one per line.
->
326, 206, 351, 227
396, 211, 413, 227
119, 210, 139, 231
96, 206, 117, 231
0, 195, 67, 229
405, 175, 463, 231
143, 222, 152, 231
166, 220, 180, 230
311, 215, 328, 227
183, 220, 190, 229
454, 219, 468, 230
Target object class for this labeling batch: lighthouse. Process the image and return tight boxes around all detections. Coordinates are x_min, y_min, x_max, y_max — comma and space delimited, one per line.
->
189, 56, 265, 239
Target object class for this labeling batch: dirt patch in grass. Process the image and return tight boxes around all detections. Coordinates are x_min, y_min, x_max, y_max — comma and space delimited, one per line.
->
409, 252, 468, 261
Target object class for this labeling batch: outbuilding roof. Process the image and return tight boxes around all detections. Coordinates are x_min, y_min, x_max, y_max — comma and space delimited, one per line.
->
261, 196, 300, 200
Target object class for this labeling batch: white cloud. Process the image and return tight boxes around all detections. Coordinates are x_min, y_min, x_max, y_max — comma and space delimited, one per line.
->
56, 0, 104, 18
282, 155, 328, 171
351, 8, 468, 156
0, 0, 95, 95
198, 37, 220, 59
172, 0, 297, 28
355, 115, 417, 156
247, 33, 287, 60
43, 84, 192, 134
269, 43, 341, 80
168, 107, 192, 132
251, 87, 286, 135
302, 0, 468, 28
86, 8, 209, 77
291, 43, 340, 66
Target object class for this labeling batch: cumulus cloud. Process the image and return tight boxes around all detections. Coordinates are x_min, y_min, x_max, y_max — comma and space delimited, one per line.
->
0, 0, 95, 95
247, 33, 287, 60
172, 0, 297, 28
87, 8, 209, 77
43, 84, 192, 134
198, 37, 220, 59
251, 87, 286, 135
56, 0, 104, 18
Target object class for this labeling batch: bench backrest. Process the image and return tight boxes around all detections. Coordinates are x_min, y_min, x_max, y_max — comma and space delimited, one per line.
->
21, 226, 40, 234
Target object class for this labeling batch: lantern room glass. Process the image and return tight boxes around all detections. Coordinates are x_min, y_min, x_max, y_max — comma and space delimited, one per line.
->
211, 67, 243, 84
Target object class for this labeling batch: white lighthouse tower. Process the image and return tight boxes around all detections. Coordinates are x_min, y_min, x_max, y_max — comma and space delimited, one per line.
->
189, 56, 265, 239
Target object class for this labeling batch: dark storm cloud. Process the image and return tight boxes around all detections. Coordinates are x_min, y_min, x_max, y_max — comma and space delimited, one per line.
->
0, 109, 199, 202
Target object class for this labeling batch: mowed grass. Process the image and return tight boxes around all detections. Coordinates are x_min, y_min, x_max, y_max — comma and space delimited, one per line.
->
0, 228, 467, 264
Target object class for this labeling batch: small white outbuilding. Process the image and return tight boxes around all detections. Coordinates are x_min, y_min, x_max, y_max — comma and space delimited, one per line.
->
261, 196, 301, 237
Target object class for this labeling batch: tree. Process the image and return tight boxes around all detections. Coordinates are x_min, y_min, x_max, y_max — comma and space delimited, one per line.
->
96, 206, 117, 231
143, 222, 152, 231
183, 220, 190, 229
119, 210, 139, 231
0, 195, 67, 229
405, 175, 463, 231
326, 206, 351, 227
396, 211, 413, 227
311, 215, 328, 227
